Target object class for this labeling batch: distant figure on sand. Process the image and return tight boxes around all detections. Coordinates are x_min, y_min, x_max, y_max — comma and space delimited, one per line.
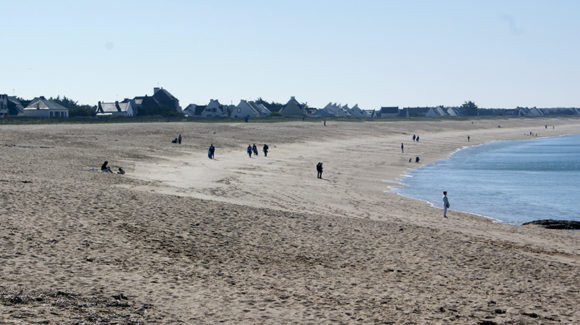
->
323, 120, 326, 126
443, 191, 450, 218
316, 162, 323, 179
415, 156, 420, 163
401, 143, 404, 153
412, 134, 416, 141
177, 134, 182, 144
416, 136, 420, 142
247, 145, 252, 158
101, 161, 112, 173
117, 167, 125, 175
208, 144, 215, 159
263, 144, 269, 157
252, 144, 258, 156
467, 135, 470, 142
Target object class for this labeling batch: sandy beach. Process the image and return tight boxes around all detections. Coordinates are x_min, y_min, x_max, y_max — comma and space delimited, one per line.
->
1, 117, 579, 324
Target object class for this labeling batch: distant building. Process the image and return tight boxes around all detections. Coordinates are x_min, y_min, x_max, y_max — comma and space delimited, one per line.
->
378, 106, 399, 118
363, 109, 377, 118
20, 97, 69, 118
200, 99, 228, 118
0, 95, 23, 117
133, 87, 181, 115
183, 104, 206, 117
96, 100, 137, 117
426, 106, 448, 117
517, 107, 544, 117
232, 100, 271, 118
279, 96, 308, 116
348, 104, 365, 118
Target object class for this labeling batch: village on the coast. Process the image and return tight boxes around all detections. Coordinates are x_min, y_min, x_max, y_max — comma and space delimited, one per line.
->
2, 86, 580, 120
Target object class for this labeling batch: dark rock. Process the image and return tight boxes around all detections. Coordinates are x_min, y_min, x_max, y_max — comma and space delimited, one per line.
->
494, 309, 506, 314
522, 219, 580, 230
523, 312, 539, 318
479, 321, 497, 325
112, 293, 128, 300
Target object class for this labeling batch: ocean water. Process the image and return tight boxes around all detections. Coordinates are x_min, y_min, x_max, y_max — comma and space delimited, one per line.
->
393, 134, 580, 225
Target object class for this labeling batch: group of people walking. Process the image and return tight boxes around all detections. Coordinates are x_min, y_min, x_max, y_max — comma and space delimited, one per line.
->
247, 144, 269, 158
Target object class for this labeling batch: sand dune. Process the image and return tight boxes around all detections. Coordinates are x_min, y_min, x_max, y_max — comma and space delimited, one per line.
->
1, 118, 578, 323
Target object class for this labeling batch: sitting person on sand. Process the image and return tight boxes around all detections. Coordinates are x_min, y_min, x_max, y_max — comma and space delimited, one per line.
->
117, 167, 125, 175
101, 161, 112, 173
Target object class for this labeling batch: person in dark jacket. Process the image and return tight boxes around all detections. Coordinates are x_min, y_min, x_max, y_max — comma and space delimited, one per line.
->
208, 144, 215, 159
316, 162, 323, 179
263, 144, 269, 157
101, 161, 112, 173
252, 144, 258, 156
247, 145, 252, 158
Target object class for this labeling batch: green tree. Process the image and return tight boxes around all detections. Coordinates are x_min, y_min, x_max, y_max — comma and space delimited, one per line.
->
461, 101, 479, 116
50, 95, 96, 117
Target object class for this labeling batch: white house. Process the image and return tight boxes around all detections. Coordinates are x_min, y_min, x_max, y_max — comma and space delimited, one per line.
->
279, 96, 307, 116
20, 97, 69, 118
232, 100, 271, 118
349, 104, 365, 118
96, 100, 137, 117
254, 103, 272, 116
318, 102, 350, 117
426, 107, 447, 117
201, 99, 228, 118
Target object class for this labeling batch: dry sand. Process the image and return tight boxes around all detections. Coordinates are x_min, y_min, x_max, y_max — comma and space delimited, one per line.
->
0, 117, 579, 324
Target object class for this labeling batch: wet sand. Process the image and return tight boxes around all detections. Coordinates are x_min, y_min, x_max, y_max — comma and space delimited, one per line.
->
1, 118, 579, 323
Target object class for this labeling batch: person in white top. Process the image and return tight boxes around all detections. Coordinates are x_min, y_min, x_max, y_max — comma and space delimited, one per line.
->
443, 191, 450, 218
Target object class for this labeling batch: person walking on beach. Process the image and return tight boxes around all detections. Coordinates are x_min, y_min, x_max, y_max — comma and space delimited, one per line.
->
467, 135, 470, 142
208, 144, 215, 159
247, 145, 252, 158
316, 162, 323, 179
412, 134, 416, 141
177, 134, 182, 144
263, 144, 269, 157
443, 191, 450, 218
416, 136, 420, 142
401, 142, 404, 153
252, 144, 258, 156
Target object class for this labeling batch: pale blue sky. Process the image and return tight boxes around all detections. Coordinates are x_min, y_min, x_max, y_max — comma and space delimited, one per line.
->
1, 0, 578, 108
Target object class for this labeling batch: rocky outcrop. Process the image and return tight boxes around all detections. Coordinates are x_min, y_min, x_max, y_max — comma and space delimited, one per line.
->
522, 219, 580, 230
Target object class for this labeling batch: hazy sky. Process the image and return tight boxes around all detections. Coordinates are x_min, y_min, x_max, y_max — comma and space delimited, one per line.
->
1, 0, 579, 108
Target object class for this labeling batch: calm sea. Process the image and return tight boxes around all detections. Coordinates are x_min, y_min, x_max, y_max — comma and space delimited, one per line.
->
393, 134, 580, 225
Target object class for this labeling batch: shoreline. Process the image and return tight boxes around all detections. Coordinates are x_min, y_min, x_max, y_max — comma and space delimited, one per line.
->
388, 132, 580, 227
